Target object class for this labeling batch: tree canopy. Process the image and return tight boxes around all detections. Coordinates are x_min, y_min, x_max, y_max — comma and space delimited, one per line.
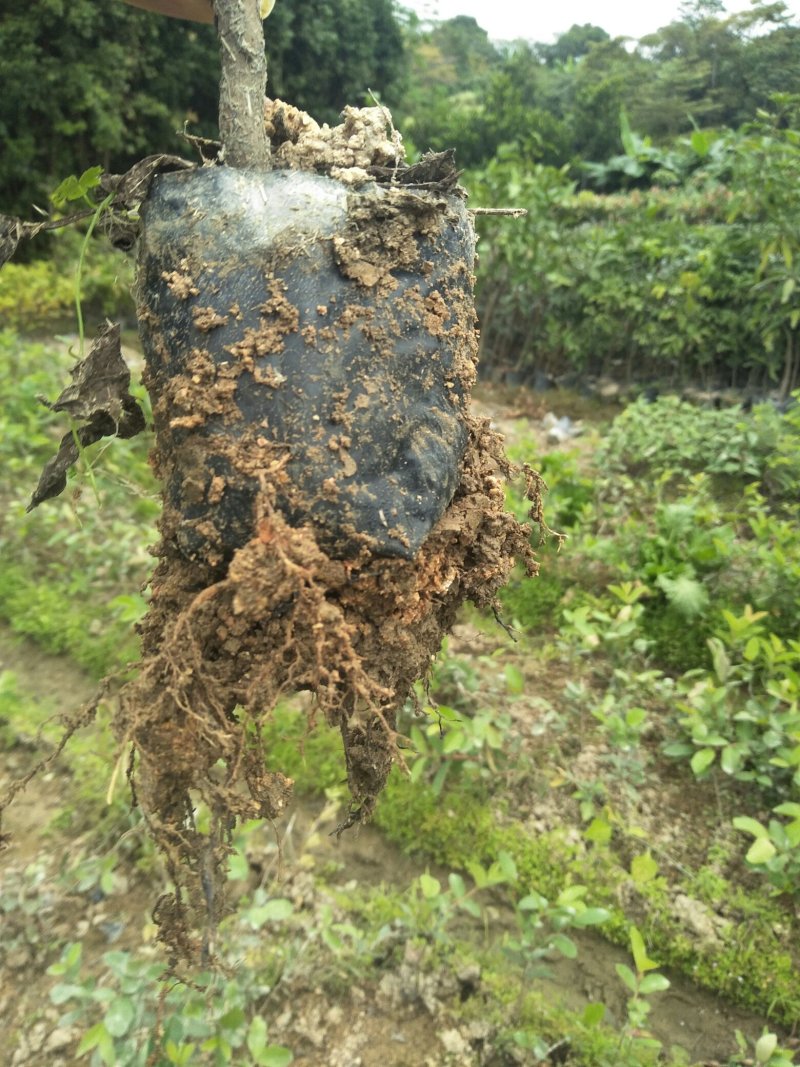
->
2, 0, 800, 214
0, 0, 404, 215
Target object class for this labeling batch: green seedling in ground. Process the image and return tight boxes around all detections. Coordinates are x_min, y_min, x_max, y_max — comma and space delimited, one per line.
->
729, 1029, 797, 1067
733, 805, 800, 895
616, 926, 671, 1058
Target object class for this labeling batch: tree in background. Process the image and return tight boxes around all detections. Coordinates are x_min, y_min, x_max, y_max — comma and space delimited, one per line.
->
396, 13, 499, 163
0, 0, 218, 215
4, 0, 800, 220
266, 0, 405, 123
0, 0, 405, 217
395, 1, 800, 177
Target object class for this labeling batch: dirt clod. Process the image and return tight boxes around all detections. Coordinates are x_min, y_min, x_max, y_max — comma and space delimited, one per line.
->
30, 104, 542, 963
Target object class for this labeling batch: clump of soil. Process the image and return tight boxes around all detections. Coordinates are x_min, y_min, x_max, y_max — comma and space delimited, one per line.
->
31, 102, 543, 963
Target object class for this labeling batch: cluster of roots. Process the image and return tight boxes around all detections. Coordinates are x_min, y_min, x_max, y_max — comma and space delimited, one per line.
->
114, 414, 539, 962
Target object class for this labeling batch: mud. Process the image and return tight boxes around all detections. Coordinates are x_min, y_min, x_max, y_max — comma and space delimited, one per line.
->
115, 104, 540, 960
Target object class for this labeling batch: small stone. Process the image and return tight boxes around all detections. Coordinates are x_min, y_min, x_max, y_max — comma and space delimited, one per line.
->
673, 893, 724, 948
439, 1029, 470, 1055
4, 947, 31, 971
46, 1028, 79, 1053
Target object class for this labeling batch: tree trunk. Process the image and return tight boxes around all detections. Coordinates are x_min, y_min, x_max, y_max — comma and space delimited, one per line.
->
213, 0, 270, 169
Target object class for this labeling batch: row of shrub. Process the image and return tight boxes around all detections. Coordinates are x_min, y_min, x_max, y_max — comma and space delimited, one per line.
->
470, 109, 800, 393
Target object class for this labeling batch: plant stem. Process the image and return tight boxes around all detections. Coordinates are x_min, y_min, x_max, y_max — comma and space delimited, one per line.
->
213, 0, 270, 169
75, 192, 115, 358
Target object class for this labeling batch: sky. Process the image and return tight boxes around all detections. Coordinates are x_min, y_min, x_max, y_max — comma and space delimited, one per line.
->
401, 0, 800, 44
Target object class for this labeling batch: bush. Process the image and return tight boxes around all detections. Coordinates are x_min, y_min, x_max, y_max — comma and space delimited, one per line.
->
470, 112, 800, 391
0, 230, 134, 332
595, 395, 784, 486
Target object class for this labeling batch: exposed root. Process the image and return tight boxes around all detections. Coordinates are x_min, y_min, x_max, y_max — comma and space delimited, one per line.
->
114, 415, 538, 960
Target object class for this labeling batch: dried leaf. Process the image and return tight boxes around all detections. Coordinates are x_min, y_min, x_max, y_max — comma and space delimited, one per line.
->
27, 322, 146, 511
98, 153, 193, 211
0, 213, 24, 268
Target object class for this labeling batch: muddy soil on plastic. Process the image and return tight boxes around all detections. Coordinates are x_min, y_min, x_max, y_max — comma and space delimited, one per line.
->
106, 106, 546, 959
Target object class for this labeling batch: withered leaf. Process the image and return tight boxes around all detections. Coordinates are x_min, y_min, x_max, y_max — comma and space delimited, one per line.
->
367, 149, 463, 195
27, 322, 146, 511
0, 214, 23, 269
98, 154, 194, 211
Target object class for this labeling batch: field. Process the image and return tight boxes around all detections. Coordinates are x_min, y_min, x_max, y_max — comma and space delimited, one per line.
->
1, 307, 799, 1066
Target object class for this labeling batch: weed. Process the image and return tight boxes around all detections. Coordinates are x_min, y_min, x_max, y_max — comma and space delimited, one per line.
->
405, 704, 513, 796
729, 1029, 798, 1067
49, 940, 293, 1067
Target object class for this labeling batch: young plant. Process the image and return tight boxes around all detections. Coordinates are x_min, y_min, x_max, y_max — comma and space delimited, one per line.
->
615, 926, 670, 1058
733, 804, 800, 895
407, 705, 512, 796
665, 608, 800, 793
506, 883, 611, 979
48, 936, 294, 1067
728, 1029, 797, 1067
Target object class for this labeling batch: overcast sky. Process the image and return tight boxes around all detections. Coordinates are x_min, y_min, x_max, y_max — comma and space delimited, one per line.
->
400, 0, 800, 44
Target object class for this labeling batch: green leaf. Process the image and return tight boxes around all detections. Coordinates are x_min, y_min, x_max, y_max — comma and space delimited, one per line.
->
690, 748, 716, 775
448, 872, 467, 897
248, 1017, 268, 1059
218, 1006, 246, 1032
572, 907, 611, 927
663, 741, 693, 758
709, 637, 732, 682
165, 1040, 196, 1065
48, 942, 82, 977
419, 873, 441, 899
629, 926, 658, 973
638, 973, 670, 995
442, 729, 467, 754
551, 933, 578, 958
584, 817, 612, 845
458, 896, 482, 919
504, 664, 525, 695
50, 983, 90, 1005
497, 849, 518, 883
104, 996, 135, 1037
76, 1022, 109, 1057
557, 885, 588, 906
431, 764, 450, 796
582, 1002, 606, 1027
690, 129, 710, 156
744, 636, 761, 662
51, 166, 103, 208
518, 891, 548, 912
774, 803, 800, 819
245, 898, 294, 928
227, 852, 250, 881
732, 816, 769, 839
615, 962, 638, 994
631, 851, 659, 885
746, 837, 777, 865
259, 1046, 293, 1067
755, 1032, 779, 1064
656, 573, 708, 617
721, 744, 743, 775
